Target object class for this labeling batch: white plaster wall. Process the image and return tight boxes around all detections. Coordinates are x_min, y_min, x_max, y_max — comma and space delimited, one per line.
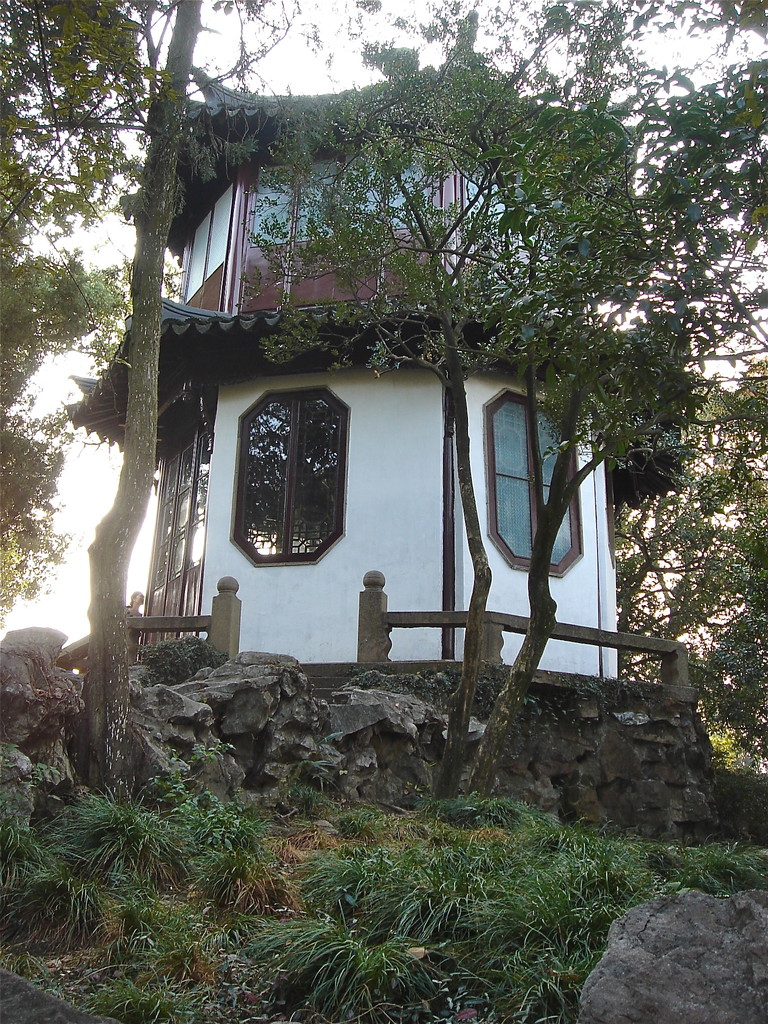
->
202, 368, 446, 662
459, 375, 618, 677
202, 366, 618, 672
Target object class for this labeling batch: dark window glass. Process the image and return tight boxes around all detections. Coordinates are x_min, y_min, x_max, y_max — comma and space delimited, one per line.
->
235, 390, 348, 563
487, 392, 580, 572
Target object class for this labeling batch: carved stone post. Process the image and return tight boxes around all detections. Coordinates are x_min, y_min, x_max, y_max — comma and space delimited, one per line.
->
357, 570, 392, 663
209, 576, 241, 658
481, 617, 504, 664
661, 642, 689, 687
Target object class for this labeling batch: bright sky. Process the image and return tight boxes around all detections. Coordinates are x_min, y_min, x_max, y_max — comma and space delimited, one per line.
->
3, 1, 761, 644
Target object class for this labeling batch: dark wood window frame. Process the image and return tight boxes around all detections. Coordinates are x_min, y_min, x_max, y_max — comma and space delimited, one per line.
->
486, 391, 581, 575
147, 430, 211, 621
234, 387, 349, 565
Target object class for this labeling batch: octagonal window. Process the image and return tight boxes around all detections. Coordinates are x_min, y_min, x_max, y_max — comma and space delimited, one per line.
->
234, 389, 348, 563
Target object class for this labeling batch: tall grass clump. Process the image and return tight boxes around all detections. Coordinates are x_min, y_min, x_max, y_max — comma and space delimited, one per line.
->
84, 978, 195, 1024
334, 806, 391, 841
418, 795, 537, 830
247, 917, 440, 1019
0, 819, 46, 892
47, 794, 187, 885
647, 841, 768, 894
193, 847, 301, 915
302, 837, 520, 945
9, 861, 106, 946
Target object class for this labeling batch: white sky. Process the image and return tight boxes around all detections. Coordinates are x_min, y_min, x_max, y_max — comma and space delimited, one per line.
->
3, 1, 762, 644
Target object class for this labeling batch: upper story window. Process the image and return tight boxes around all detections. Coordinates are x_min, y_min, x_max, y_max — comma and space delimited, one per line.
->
234, 389, 348, 564
486, 392, 581, 574
184, 185, 233, 305
251, 162, 338, 245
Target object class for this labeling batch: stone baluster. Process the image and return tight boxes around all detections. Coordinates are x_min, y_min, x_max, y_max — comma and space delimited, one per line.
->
357, 570, 392, 663
208, 576, 241, 658
481, 617, 504, 664
661, 642, 689, 687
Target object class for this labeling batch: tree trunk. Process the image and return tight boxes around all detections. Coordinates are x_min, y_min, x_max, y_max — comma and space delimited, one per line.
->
433, 329, 492, 799
82, 1, 203, 793
468, 541, 557, 796
467, 381, 586, 796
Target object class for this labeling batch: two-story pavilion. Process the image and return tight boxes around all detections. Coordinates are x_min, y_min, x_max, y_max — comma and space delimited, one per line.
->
73, 85, 670, 673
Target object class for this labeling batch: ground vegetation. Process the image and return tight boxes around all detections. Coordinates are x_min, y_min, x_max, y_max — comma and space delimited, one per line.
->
1, 792, 766, 1023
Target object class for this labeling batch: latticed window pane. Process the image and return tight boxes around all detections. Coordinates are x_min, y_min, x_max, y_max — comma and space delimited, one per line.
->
243, 400, 291, 555
496, 475, 532, 557
237, 390, 347, 563
291, 398, 342, 555
493, 401, 528, 477
552, 514, 573, 564
537, 416, 559, 486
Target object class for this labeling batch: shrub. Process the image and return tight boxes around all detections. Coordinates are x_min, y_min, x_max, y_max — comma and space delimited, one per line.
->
140, 636, 227, 687
178, 793, 269, 853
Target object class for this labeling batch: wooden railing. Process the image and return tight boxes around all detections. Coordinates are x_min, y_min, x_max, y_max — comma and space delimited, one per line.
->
356, 570, 689, 687
58, 576, 242, 672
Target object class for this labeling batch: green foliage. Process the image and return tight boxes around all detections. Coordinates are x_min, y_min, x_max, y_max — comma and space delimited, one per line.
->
246, 918, 441, 1018
9, 861, 106, 947
713, 767, 768, 846
178, 792, 270, 853
139, 636, 228, 687
46, 794, 187, 885
0, 0, 136, 621
84, 978, 192, 1024
617, 409, 768, 760
0, 792, 767, 1024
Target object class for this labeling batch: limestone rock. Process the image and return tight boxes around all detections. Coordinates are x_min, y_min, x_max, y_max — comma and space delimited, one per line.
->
0, 628, 82, 810
578, 890, 768, 1024
174, 654, 322, 795
0, 969, 120, 1023
328, 687, 445, 802
0, 744, 35, 821
0, 628, 82, 762
479, 677, 717, 838
129, 680, 243, 801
